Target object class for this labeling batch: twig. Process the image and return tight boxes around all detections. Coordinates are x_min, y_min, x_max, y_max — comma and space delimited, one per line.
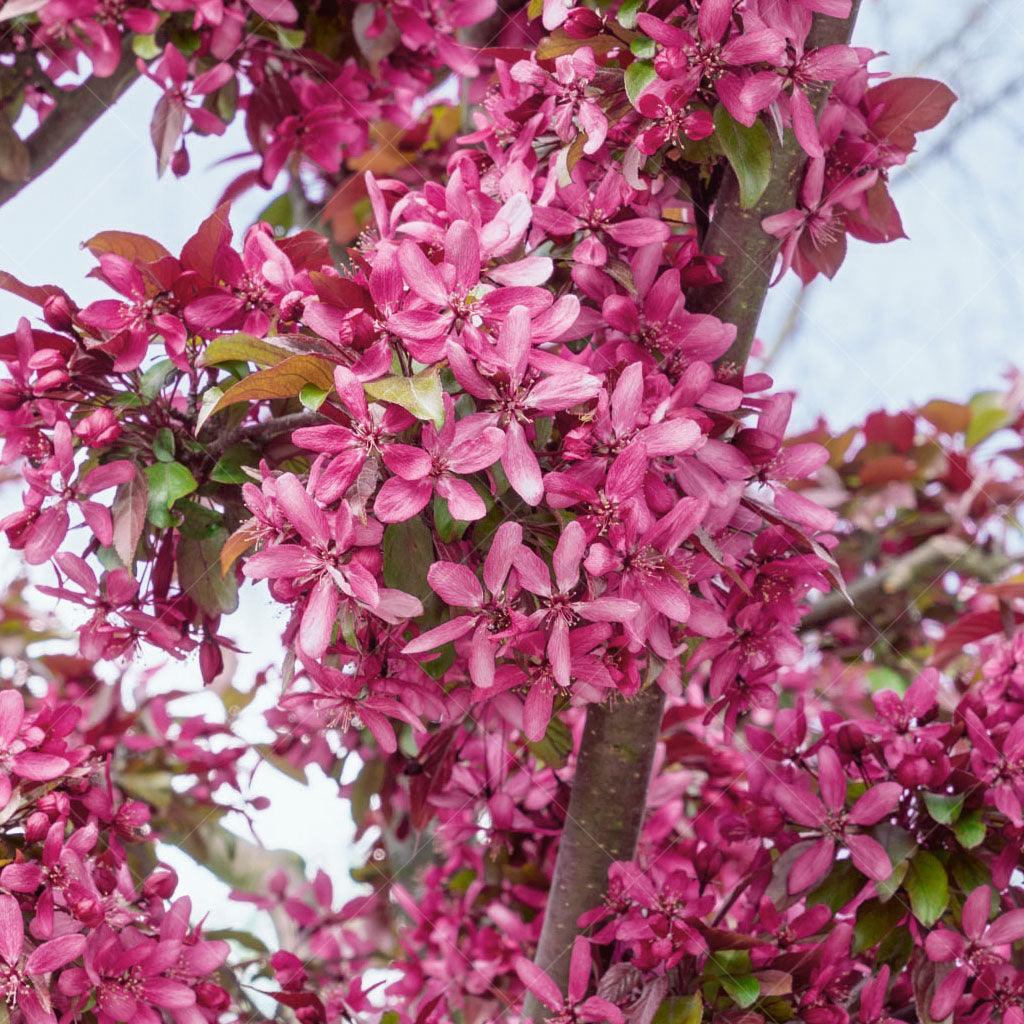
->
800, 534, 1015, 629
0, 41, 140, 210
202, 410, 319, 460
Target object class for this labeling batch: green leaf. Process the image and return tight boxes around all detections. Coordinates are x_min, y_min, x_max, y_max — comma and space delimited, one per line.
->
807, 858, 862, 910
177, 528, 239, 615
616, 0, 643, 28
364, 368, 445, 428
257, 192, 294, 237
720, 975, 759, 1010
131, 32, 162, 59
210, 443, 258, 485
275, 25, 305, 48
299, 383, 329, 412
625, 59, 657, 107
153, 427, 175, 463
904, 851, 949, 927
867, 666, 908, 695
382, 518, 434, 603
713, 105, 772, 209
923, 791, 964, 825
200, 335, 288, 368
528, 717, 573, 769
966, 390, 1012, 447
350, 759, 385, 827
139, 358, 175, 401
204, 928, 269, 955
631, 34, 656, 58
954, 810, 986, 849
198, 355, 335, 430
434, 495, 469, 543
854, 898, 906, 954
145, 462, 198, 528
652, 995, 702, 1024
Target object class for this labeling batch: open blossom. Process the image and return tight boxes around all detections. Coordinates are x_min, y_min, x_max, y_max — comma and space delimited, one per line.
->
925, 885, 1024, 1019
0, 894, 86, 1024
387, 218, 552, 363
762, 158, 879, 283
515, 520, 640, 687
373, 399, 505, 523
402, 522, 525, 688
447, 305, 601, 505
771, 746, 902, 891
243, 473, 422, 657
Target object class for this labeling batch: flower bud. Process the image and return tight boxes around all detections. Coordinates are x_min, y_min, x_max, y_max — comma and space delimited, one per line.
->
143, 867, 178, 899
43, 294, 75, 331
172, 144, 190, 177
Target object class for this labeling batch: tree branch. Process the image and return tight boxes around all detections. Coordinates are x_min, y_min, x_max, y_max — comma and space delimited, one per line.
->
525, 688, 665, 1021
0, 43, 140, 210
800, 534, 1014, 629
687, 1, 863, 380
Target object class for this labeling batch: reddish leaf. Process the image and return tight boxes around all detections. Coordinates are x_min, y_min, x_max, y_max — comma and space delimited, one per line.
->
181, 202, 232, 280
919, 399, 971, 435
859, 455, 918, 486
278, 230, 331, 272
0, 272, 71, 309
150, 93, 186, 177
866, 78, 957, 149
83, 231, 173, 265
219, 521, 260, 576
110, 471, 148, 566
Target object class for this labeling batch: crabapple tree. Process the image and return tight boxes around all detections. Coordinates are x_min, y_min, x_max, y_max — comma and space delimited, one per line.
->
1, 2, 1016, 1024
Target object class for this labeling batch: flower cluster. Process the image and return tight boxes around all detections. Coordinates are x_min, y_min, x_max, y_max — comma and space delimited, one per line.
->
0, 1, 972, 1022
0, 596, 236, 1024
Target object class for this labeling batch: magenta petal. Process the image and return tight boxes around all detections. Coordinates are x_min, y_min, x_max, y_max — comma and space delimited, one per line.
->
402, 615, 476, 655
298, 577, 339, 659
844, 833, 892, 881
435, 476, 486, 522
24, 506, 69, 565
25, 932, 86, 974
986, 908, 1024, 946
427, 562, 484, 607
0, 894, 24, 965
514, 956, 561, 1011
847, 782, 902, 825
373, 476, 433, 523
930, 966, 968, 1021
11, 753, 70, 782
0, 690, 24, 747
502, 420, 543, 506
787, 837, 835, 893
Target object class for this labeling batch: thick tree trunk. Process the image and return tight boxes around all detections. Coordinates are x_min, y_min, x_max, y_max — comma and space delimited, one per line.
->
526, 6, 863, 1018
524, 688, 665, 1020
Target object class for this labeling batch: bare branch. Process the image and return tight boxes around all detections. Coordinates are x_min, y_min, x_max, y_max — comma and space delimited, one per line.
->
801, 534, 1014, 629
0, 43, 139, 210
